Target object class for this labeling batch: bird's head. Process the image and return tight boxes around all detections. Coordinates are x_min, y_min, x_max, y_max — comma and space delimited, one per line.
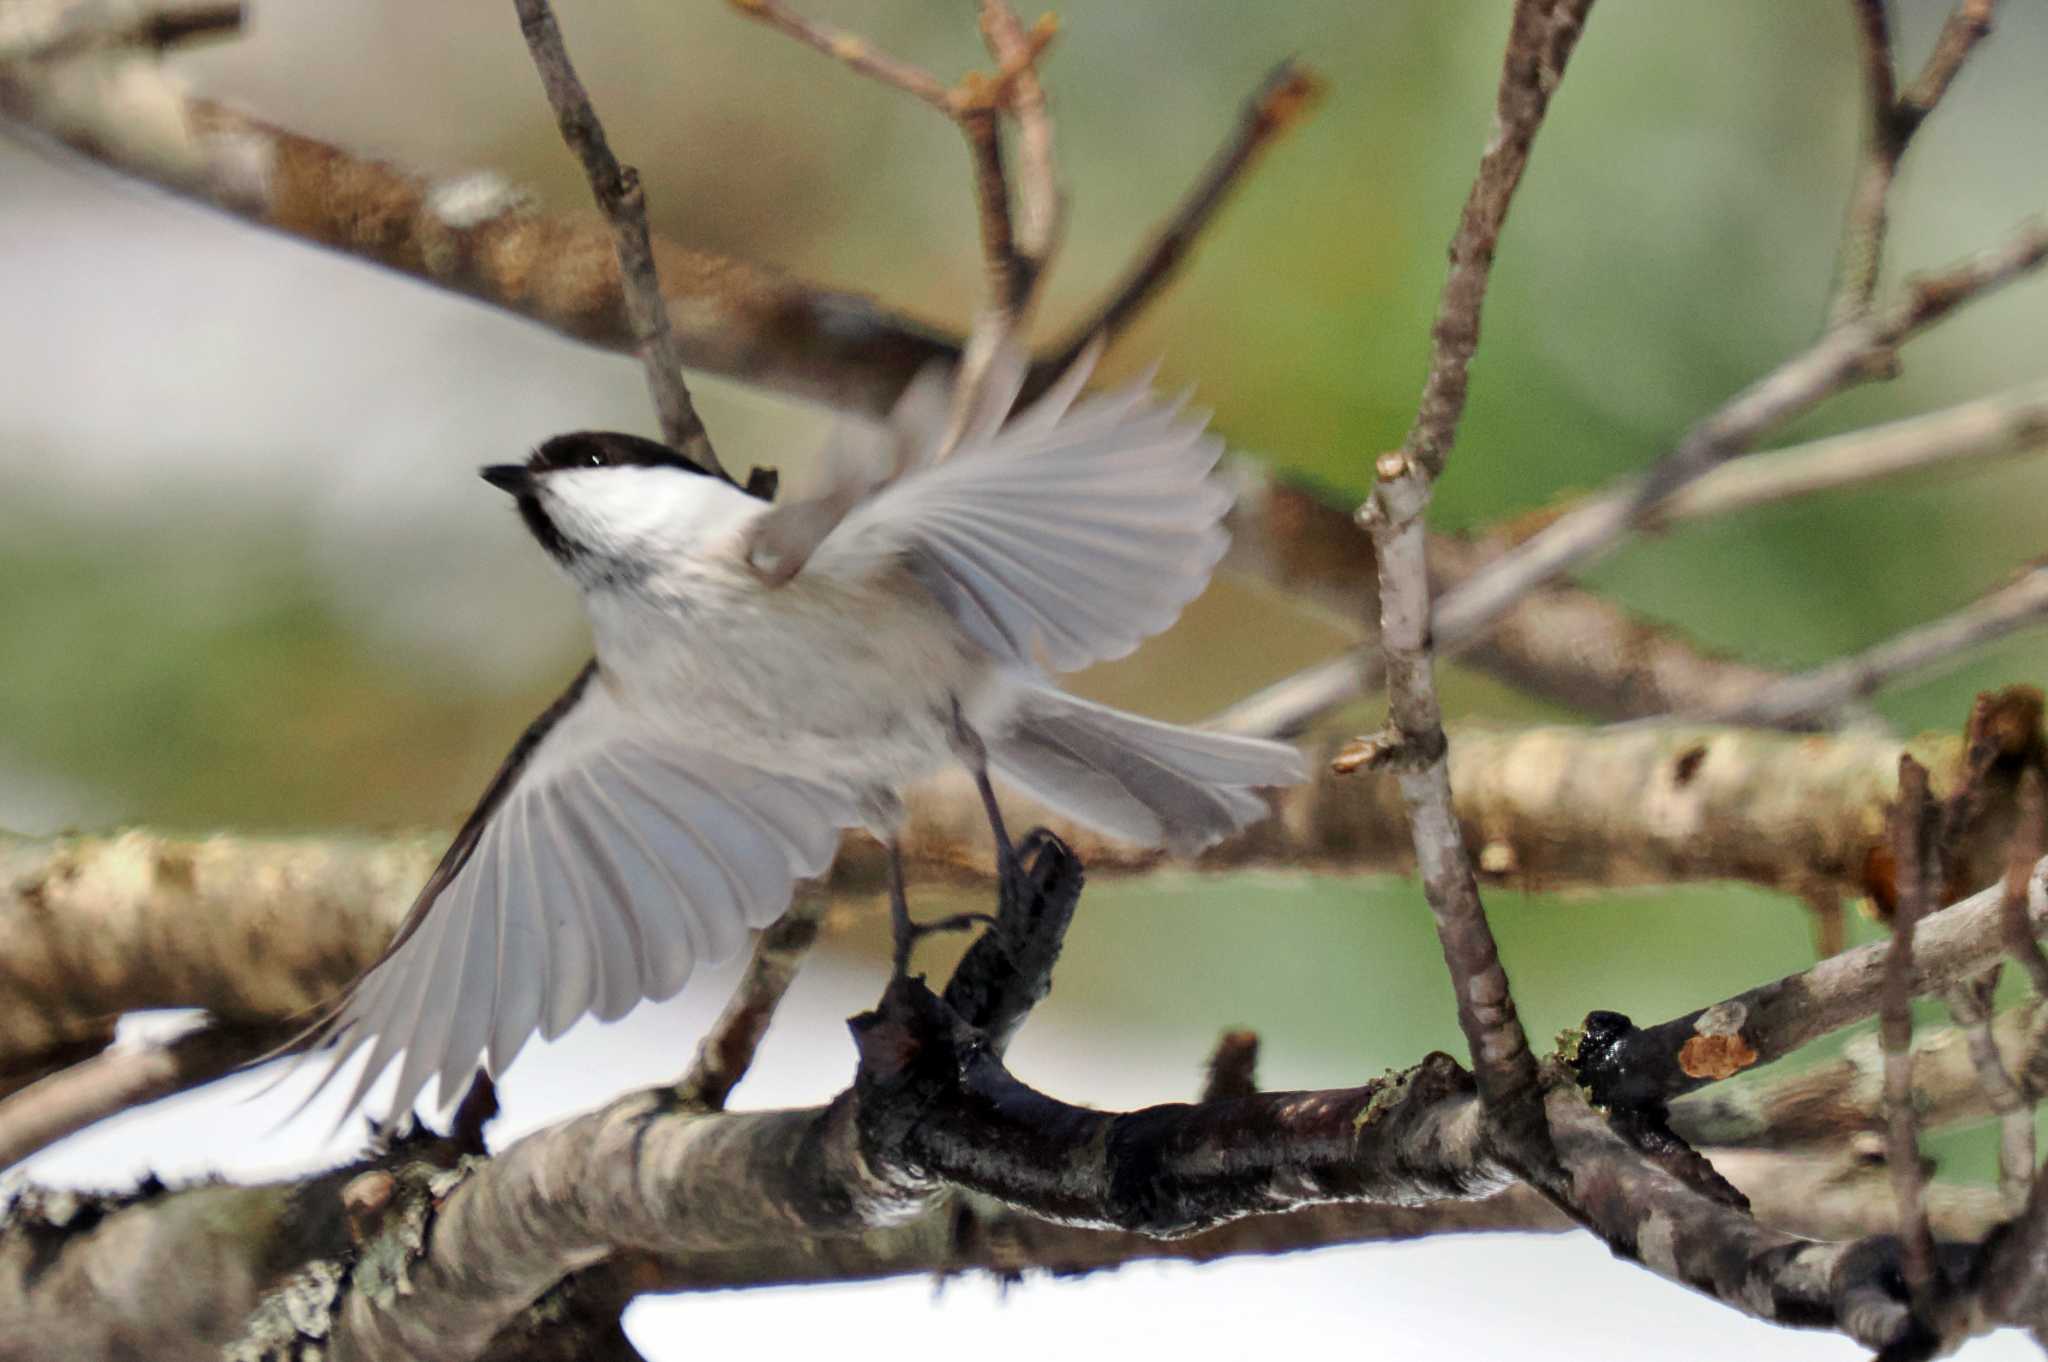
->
483, 432, 771, 583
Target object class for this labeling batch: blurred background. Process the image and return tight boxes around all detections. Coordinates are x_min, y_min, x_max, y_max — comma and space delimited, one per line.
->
2, 2, 2045, 1357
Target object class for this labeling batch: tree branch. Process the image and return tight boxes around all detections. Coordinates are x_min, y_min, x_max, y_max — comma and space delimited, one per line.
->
512, 0, 728, 479
1237, 217, 2048, 739
671, 896, 822, 1111
1577, 854, 2048, 1111
1350, 0, 1593, 1170
18, 711, 2048, 1120
1707, 564, 2048, 728
0, 1018, 288, 1171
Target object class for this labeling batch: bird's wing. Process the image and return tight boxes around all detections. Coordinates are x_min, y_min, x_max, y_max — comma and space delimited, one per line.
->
801, 349, 1233, 674
298, 662, 859, 1126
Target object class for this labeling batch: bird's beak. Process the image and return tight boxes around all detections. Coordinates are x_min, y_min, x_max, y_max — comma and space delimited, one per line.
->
481, 464, 534, 495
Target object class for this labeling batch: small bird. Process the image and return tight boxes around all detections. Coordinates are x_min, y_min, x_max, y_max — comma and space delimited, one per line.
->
301, 352, 1306, 1124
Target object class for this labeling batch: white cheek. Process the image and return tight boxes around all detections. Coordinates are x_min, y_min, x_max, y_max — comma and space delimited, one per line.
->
543, 468, 730, 554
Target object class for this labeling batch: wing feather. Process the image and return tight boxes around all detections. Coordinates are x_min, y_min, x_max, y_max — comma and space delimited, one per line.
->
813, 353, 1234, 673
291, 669, 859, 1129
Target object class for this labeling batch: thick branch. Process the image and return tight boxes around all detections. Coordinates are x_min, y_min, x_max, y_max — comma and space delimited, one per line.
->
15, 720, 2040, 1093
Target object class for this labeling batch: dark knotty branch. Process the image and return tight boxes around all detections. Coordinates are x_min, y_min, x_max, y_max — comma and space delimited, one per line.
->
326, 840, 1497, 1360
1350, 0, 1592, 1162
1543, 1079, 1937, 1354
512, 0, 729, 482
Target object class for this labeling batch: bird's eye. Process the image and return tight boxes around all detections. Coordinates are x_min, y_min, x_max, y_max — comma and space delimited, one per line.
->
584, 451, 606, 468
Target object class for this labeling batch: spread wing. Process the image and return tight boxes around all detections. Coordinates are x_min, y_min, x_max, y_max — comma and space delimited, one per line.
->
770, 347, 1233, 674
298, 663, 859, 1126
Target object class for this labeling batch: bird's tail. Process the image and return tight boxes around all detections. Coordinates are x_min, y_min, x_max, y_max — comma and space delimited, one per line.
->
988, 685, 1305, 856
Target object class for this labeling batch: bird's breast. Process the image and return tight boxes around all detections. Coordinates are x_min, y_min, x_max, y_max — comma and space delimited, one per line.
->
587, 565, 993, 788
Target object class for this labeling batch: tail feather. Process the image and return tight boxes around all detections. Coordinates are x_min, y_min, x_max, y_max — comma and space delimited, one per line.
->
990, 687, 1304, 855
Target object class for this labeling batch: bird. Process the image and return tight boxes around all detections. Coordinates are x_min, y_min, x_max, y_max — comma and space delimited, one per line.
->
296, 349, 1307, 1126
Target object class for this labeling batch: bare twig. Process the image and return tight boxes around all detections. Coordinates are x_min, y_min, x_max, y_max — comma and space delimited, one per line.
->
1213, 384, 2048, 739
2005, 768, 2048, 994
1575, 855, 2048, 1112
1708, 564, 2048, 728
1938, 975, 2035, 1210
1199, 1029, 1261, 1103
1881, 756, 1939, 1309
1673, 995, 2047, 1152
1831, 0, 1901, 323
1040, 61, 1323, 376
0, 1019, 288, 1171
0, 0, 241, 61
1833, 0, 1999, 322
725, 0, 954, 111
1235, 219, 2048, 738
1354, 0, 1592, 1161
945, 4, 1062, 448
1436, 217, 2048, 665
1649, 380, 2048, 526
512, 0, 729, 481
674, 896, 823, 1110
1898, 0, 2001, 133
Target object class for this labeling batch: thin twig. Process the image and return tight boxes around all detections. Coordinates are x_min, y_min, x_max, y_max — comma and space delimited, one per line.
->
976, 1, 1060, 265
1707, 564, 2048, 728
1199, 1029, 1261, 1103
1831, 0, 1902, 324
674, 896, 823, 1110
2005, 768, 2048, 995
1232, 218, 2048, 738
725, 0, 954, 111
1938, 973, 2035, 1211
1575, 854, 2048, 1111
1881, 756, 1940, 1309
0, 1019, 290, 1171
1040, 60, 1324, 380
1213, 385, 2048, 739
1436, 216, 2048, 657
1831, 0, 2000, 323
1672, 995, 2048, 1152
1899, 0, 2000, 130
1648, 380, 2048, 526
513, 0, 730, 481
1354, 0, 1592, 1166
943, 3, 1063, 451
